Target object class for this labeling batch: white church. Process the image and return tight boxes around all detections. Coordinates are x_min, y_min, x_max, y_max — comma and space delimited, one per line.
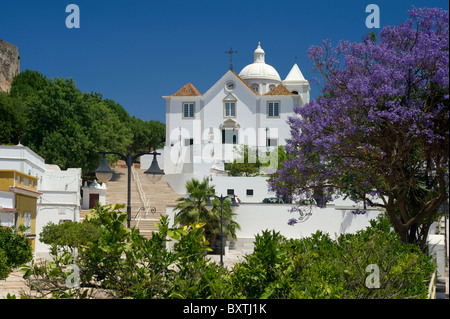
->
154, 42, 310, 199
158, 43, 388, 250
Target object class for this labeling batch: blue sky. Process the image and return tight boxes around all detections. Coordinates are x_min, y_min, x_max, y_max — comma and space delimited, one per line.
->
1, 0, 448, 123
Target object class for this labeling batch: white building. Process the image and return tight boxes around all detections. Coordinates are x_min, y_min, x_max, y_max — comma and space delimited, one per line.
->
0, 144, 46, 188
35, 164, 82, 259
0, 144, 81, 259
81, 179, 106, 210
150, 42, 310, 200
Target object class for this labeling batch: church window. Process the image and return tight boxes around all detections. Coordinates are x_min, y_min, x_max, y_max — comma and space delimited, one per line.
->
252, 84, 259, 92
269, 84, 276, 91
182, 102, 195, 119
267, 101, 280, 117
224, 102, 236, 118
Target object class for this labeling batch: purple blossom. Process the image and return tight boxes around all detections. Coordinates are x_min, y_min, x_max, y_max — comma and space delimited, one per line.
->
269, 7, 449, 229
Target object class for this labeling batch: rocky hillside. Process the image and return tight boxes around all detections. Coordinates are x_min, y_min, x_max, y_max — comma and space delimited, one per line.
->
0, 39, 20, 93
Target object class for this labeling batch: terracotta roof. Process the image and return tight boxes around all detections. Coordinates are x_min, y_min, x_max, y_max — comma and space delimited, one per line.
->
230, 70, 259, 95
171, 82, 202, 96
263, 83, 295, 96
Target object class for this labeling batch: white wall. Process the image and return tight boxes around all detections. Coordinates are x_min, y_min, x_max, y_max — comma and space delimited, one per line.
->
427, 234, 446, 277
0, 145, 46, 188
231, 204, 382, 240
0, 191, 14, 208
81, 181, 106, 210
166, 203, 383, 246
210, 176, 276, 203
0, 189, 15, 227
163, 173, 196, 195
162, 70, 299, 176
35, 167, 82, 259
34, 205, 80, 259
163, 174, 279, 203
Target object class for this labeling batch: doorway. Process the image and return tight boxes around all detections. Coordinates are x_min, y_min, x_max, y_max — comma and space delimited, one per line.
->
89, 193, 100, 209
222, 129, 238, 144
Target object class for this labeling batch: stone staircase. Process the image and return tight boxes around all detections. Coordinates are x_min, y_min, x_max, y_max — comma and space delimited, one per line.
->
81, 164, 181, 239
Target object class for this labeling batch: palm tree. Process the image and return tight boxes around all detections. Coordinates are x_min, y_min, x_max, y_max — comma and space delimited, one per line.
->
174, 178, 240, 251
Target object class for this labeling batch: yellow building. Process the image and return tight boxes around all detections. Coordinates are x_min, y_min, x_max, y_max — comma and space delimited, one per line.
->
0, 170, 42, 252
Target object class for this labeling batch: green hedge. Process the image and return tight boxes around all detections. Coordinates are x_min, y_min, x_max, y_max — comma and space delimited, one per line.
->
19, 207, 434, 299
0, 226, 33, 280
230, 216, 435, 299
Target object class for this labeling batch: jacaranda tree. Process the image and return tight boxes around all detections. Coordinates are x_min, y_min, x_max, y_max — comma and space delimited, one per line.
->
270, 7, 449, 251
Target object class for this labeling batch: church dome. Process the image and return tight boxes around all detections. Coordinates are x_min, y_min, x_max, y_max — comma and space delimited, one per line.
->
239, 42, 281, 82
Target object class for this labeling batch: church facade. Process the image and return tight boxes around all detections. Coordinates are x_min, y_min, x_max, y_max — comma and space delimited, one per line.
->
162, 42, 310, 178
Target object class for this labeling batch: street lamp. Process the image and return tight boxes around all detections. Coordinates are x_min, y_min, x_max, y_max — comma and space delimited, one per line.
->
94, 149, 164, 228
205, 194, 239, 266
144, 150, 165, 183
95, 152, 114, 184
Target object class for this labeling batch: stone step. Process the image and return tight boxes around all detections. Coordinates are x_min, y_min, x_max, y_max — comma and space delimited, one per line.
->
99, 166, 181, 239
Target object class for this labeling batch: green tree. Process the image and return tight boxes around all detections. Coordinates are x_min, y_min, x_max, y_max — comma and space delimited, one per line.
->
230, 216, 435, 299
20, 204, 226, 299
10, 75, 133, 174
0, 92, 27, 144
0, 226, 33, 280
103, 98, 130, 123
128, 116, 165, 154
39, 221, 100, 256
225, 145, 262, 176
9, 69, 49, 99
174, 178, 240, 250
6, 70, 165, 174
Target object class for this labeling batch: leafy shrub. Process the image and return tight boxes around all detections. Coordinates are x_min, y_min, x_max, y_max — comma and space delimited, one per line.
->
0, 226, 33, 280
230, 215, 435, 299
21, 204, 227, 299
40, 221, 100, 255
18, 207, 434, 299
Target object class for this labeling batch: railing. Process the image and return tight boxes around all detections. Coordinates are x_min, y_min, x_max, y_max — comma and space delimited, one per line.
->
133, 206, 145, 228
427, 255, 437, 299
131, 166, 151, 220
428, 269, 437, 299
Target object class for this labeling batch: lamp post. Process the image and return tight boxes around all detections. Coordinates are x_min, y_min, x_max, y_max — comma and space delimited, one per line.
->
94, 150, 164, 228
205, 194, 239, 266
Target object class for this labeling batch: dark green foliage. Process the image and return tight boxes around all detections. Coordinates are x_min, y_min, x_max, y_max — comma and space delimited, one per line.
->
0, 226, 33, 280
17, 208, 434, 299
20, 204, 227, 299
174, 178, 241, 251
0, 92, 27, 144
128, 116, 165, 154
39, 221, 100, 253
0, 70, 165, 175
225, 145, 262, 176
230, 215, 435, 299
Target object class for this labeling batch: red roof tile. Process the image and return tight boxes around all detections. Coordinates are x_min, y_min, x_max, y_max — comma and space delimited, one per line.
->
263, 83, 295, 96
171, 82, 202, 96
230, 70, 259, 95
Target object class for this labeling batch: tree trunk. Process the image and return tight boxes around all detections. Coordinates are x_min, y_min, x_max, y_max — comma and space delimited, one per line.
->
209, 233, 218, 253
